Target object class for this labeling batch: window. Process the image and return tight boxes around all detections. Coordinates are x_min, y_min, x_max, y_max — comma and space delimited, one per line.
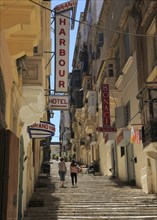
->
115, 48, 121, 77
124, 26, 131, 61
126, 101, 131, 124
33, 46, 38, 53
120, 146, 125, 157
147, 18, 157, 73
108, 64, 114, 77
150, 89, 157, 119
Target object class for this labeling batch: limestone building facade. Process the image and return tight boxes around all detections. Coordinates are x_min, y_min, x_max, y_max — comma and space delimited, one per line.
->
70, 0, 157, 194
0, 0, 52, 218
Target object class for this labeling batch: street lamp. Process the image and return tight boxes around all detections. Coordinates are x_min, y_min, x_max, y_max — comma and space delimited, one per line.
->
50, 110, 54, 118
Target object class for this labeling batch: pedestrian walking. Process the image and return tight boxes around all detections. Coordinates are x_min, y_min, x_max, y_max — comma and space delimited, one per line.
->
70, 159, 81, 187
58, 157, 67, 188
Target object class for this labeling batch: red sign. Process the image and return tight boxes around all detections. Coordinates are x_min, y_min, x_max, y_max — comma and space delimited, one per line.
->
55, 10, 69, 93
102, 84, 110, 126
54, 0, 78, 93
55, 0, 77, 12
97, 127, 117, 132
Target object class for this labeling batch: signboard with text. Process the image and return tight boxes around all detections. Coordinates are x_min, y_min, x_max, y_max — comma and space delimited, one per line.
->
102, 84, 110, 127
49, 95, 69, 110
27, 121, 55, 139
54, 0, 78, 93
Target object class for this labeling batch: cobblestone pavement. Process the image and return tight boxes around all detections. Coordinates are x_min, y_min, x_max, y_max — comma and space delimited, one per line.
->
23, 160, 157, 220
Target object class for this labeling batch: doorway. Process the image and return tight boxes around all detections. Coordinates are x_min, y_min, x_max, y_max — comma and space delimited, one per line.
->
126, 143, 136, 185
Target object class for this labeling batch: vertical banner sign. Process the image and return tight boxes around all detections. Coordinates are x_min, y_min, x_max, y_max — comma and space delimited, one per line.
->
102, 84, 110, 127
54, 0, 78, 93
55, 10, 70, 93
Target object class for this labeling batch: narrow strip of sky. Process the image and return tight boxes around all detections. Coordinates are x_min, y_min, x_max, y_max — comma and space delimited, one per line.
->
50, 0, 86, 142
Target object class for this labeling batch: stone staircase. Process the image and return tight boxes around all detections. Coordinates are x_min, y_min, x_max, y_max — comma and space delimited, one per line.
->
23, 161, 157, 220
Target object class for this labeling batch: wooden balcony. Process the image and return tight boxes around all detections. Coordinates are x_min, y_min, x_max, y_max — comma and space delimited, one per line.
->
141, 121, 157, 147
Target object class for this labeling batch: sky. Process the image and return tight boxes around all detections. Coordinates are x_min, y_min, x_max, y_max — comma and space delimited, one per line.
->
50, 0, 86, 142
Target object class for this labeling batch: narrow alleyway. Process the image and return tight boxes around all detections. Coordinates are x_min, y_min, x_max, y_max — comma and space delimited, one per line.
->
23, 160, 157, 220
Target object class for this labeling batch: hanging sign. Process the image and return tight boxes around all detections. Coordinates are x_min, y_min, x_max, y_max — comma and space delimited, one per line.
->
96, 127, 117, 132
27, 121, 55, 139
97, 84, 117, 133
55, 10, 70, 93
55, 0, 78, 29
49, 95, 69, 110
102, 84, 110, 127
54, 0, 77, 93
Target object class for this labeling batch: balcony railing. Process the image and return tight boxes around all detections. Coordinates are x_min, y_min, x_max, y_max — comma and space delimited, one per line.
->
141, 120, 157, 147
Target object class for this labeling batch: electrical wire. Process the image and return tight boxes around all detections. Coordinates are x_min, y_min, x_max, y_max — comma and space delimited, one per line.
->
29, 0, 157, 38
28, 0, 157, 72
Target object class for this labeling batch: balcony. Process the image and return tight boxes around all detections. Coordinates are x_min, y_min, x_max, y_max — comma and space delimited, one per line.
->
86, 90, 97, 116
96, 59, 116, 90
115, 55, 134, 90
75, 109, 85, 124
0, 1, 41, 57
141, 121, 157, 147
84, 117, 96, 134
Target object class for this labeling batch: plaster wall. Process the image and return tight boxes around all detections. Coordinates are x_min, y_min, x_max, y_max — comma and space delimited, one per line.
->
117, 145, 127, 182
150, 158, 157, 193
0, 32, 12, 94
116, 52, 146, 183
133, 143, 147, 188
98, 133, 106, 176
103, 144, 113, 176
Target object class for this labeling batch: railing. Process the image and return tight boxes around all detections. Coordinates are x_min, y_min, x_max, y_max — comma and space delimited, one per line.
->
141, 120, 157, 147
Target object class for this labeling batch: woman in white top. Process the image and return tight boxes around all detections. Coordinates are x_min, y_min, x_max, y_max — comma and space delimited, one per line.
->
70, 159, 80, 187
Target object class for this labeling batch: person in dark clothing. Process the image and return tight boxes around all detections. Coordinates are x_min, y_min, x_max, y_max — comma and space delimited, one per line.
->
70, 159, 81, 187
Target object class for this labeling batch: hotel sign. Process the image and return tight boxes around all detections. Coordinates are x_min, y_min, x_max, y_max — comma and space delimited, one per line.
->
28, 121, 55, 139
49, 95, 69, 110
54, 0, 77, 93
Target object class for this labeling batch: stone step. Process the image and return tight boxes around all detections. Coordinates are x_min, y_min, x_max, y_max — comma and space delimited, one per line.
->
23, 161, 157, 220
24, 216, 157, 220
